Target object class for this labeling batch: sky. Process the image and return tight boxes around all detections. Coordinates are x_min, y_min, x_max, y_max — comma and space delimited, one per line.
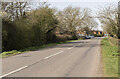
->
48, 0, 119, 2
46, 0, 119, 31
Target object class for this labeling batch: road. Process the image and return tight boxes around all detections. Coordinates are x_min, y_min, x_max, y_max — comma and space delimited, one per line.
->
1, 37, 102, 77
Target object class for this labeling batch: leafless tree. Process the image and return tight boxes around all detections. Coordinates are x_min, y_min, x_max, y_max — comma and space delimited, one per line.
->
56, 6, 93, 34
1, 1, 48, 21
97, 4, 118, 37
1, 2, 28, 20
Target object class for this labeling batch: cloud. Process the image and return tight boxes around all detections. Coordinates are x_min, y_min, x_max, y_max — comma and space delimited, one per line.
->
1, 0, 118, 2
48, 0, 119, 2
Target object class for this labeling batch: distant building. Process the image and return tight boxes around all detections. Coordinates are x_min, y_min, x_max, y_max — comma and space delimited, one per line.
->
91, 30, 104, 35
77, 29, 104, 35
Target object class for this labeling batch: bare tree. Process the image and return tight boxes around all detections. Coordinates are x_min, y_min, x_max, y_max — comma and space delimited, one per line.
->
1, 2, 28, 20
97, 4, 118, 37
56, 6, 93, 35
1, 1, 48, 21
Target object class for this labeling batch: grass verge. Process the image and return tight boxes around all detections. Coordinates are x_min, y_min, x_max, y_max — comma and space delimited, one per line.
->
0, 40, 78, 58
101, 38, 118, 77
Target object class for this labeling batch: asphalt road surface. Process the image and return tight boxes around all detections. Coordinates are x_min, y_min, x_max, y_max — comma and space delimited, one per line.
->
1, 37, 103, 77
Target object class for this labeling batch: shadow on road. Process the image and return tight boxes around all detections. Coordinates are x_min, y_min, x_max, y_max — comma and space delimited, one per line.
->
28, 38, 102, 51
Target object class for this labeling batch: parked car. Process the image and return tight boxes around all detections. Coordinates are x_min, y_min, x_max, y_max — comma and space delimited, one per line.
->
78, 34, 84, 37
78, 34, 86, 39
85, 35, 91, 39
89, 35, 94, 38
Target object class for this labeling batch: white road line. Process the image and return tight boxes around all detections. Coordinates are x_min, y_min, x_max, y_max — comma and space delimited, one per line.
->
1, 51, 64, 77
78, 44, 81, 45
68, 46, 75, 49
0, 66, 28, 78
44, 51, 64, 59
1, 51, 64, 78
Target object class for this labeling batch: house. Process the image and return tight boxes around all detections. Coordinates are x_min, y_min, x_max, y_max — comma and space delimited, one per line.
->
91, 30, 104, 35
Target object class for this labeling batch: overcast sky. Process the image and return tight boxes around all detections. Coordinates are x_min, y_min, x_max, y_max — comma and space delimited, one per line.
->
46, 0, 118, 31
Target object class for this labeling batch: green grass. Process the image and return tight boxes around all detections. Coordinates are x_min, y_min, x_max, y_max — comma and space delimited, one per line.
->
109, 37, 118, 46
1, 39, 78, 58
101, 38, 118, 77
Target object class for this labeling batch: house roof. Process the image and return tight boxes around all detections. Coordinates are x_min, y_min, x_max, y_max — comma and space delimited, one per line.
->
91, 30, 103, 32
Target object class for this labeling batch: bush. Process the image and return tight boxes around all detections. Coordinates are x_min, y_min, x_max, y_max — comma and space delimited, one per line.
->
2, 19, 18, 51
2, 7, 59, 51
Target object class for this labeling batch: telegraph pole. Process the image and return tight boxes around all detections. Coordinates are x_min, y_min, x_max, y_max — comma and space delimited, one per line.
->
117, 1, 120, 77
118, 1, 120, 52
118, 1, 120, 77
0, 2, 2, 54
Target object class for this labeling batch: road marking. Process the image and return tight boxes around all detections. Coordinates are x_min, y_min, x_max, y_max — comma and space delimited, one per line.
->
1, 51, 64, 77
68, 46, 75, 49
44, 51, 64, 59
0, 66, 28, 78
78, 43, 81, 45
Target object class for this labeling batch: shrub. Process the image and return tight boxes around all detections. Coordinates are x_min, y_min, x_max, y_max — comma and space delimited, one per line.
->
2, 7, 59, 51
92, 34, 104, 37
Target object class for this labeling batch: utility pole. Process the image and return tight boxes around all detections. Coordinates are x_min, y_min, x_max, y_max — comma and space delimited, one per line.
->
118, 1, 120, 52
118, 1, 120, 77
0, 2, 2, 54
